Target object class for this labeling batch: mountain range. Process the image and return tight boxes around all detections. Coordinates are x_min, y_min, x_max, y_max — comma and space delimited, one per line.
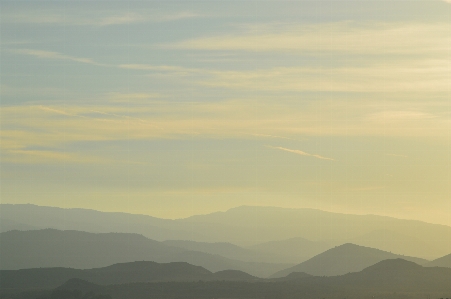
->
0, 229, 291, 277
2, 204, 450, 260
0, 261, 258, 291
271, 243, 428, 277
427, 253, 451, 268
3, 259, 451, 299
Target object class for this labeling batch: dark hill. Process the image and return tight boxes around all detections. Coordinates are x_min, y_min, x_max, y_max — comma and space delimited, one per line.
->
0, 229, 178, 270
28, 260, 451, 299
330, 258, 451, 292
90, 261, 212, 285
271, 243, 427, 277
0, 261, 241, 290
56, 278, 104, 293
212, 270, 257, 281
275, 272, 313, 281
361, 258, 422, 273
0, 229, 289, 277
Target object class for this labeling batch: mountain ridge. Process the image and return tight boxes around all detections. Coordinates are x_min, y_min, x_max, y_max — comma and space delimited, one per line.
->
0, 229, 290, 277
10, 259, 451, 299
2, 204, 451, 259
271, 243, 429, 277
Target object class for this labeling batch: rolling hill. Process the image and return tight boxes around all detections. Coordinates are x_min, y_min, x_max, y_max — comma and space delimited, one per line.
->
426, 253, 451, 268
349, 229, 438, 260
248, 237, 331, 263
0, 229, 291, 277
12, 259, 451, 299
270, 243, 428, 277
0, 261, 258, 291
162, 240, 261, 262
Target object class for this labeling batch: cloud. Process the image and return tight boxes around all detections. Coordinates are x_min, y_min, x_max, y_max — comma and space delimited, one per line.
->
154, 12, 201, 22
12, 47, 450, 93
200, 60, 451, 92
1, 11, 200, 26
251, 134, 296, 140
268, 146, 335, 161
1, 98, 450, 165
12, 49, 107, 66
107, 92, 165, 103
366, 110, 436, 122
168, 22, 450, 56
2, 149, 109, 164
97, 12, 146, 26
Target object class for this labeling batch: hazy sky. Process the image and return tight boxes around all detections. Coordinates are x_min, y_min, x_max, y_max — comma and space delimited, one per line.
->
1, 0, 450, 226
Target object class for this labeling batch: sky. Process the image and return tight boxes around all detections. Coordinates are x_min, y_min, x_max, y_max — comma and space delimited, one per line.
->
0, 0, 450, 226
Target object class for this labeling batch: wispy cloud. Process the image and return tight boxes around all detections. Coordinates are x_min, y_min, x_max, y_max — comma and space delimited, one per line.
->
3, 149, 110, 164
12, 49, 107, 66
251, 134, 296, 140
96, 12, 146, 26
268, 146, 335, 161
1, 98, 450, 164
170, 22, 451, 55
1, 11, 200, 26
201, 60, 451, 93
107, 92, 165, 103
168, 22, 450, 56
366, 110, 436, 122
11, 48, 450, 93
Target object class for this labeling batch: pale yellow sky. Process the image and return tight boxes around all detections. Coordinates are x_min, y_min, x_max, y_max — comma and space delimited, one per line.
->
1, 0, 450, 226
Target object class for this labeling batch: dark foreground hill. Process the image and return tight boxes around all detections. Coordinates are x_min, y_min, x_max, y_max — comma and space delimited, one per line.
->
0, 261, 258, 291
3, 259, 451, 299
271, 243, 428, 277
0, 229, 290, 277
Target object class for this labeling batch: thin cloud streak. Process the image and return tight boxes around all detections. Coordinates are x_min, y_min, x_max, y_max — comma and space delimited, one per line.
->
268, 146, 335, 161
168, 22, 450, 55
1, 11, 201, 26
11, 49, 109, 66
11, 49, 450, 93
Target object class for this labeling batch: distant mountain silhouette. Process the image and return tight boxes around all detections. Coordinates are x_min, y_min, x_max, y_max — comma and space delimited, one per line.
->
270, 243, 428, 277
0, 229, 180, 270
181, 206, 451, 257
0, 204, 192, 240
18, 259, 451, 299
163, 240, 260, 262
0, 218, 38, 232
349, 229, 437, 259
426, 253, 451, 268
0, 229, 290, 277
2, 204, 451, 259
0, 261, 259, 291
249, 237, 331, 263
